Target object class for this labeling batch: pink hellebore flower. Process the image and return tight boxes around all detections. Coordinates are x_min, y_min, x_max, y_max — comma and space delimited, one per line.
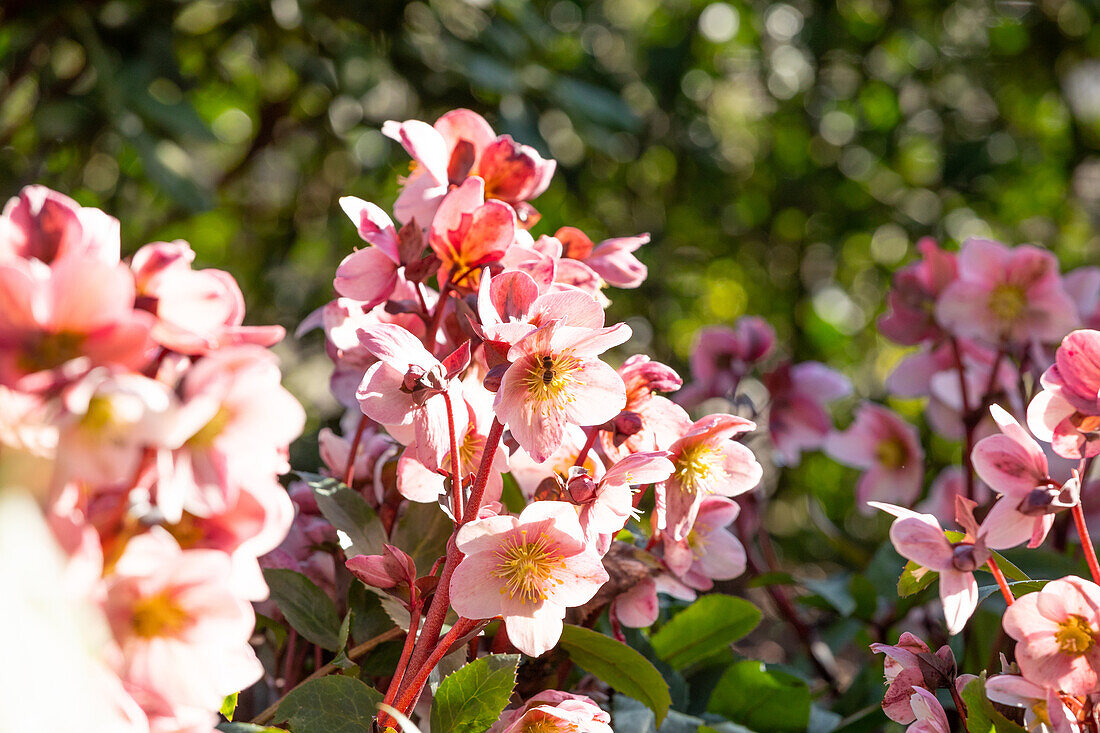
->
356, 323, 466, 468
936, 238, 1077, 346
1002, 576, 1100, 697
825, 403, 923, 512
449, 501, 610, 656
918, 467, 991, 527
1029, 329, 1100, 459
477, 268, 606, 353
656, 414, 762, 541
869, 502, 990, 635
429, 177, 516, 292
509, 423, 605, 500
878, 237, 957, 346
985, 674, 1076, 733
662, 496, 747, 591
679, 317, 776, 406
103, 529, 263, 715
599, 354, 691, 464
567, 450, 674, 544
764, 361, 851, 466
973, 405, 1073, 550
0, 254, 154, 391
555, 226, 650, 289
905, 687, 951, 733
870, 632, 955, 724
130, 241, 284, 355
488, 690, 613, 733
332, 197, 402, 309
0, 184, 120, 265
494, 319, 630, 463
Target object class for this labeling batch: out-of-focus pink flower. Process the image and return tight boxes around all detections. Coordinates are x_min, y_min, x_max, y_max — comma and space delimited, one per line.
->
869, 502, 989, 635
764, 361, 851, 466
488, 690, 613, 733
1029, 329, 1100, 459
356, 323, 465, 468
879, 237, 957, 346
679, 317, 775, 406
600, 354, 691, 464
905, 687, 951, 733
614, 570, 696, 629
662, 496, 746, 591
494, 320, 630, 463
986, 674, 1075, 733
871, 632, 941, 724
332, 197, 402, 308
917, 467, 991, 526
429, 177, 515, 292
936, 238, 1077, 346
569, 450, 673, 545
1003, 576, 1100, 696
1065, 266, 1100, 331
656, 414, 761, 541
103, 529, 263, 715
825, 403, 923, 511
0, 185, 120, 265
160, 346, 304, 522
974, 405, 1072, 550
449, 501, 609, 656
0, 255, 154, 391
131, 241, 283, 355
555, 226, 649, 289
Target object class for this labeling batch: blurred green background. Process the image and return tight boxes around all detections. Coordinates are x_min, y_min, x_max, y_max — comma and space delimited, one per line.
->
5, 0, 1100, 716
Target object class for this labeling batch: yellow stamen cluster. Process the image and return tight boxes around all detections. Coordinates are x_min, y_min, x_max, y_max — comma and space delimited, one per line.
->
186, 406, 232, 449
492, 529, 565, 605
524, 352, 580, 409
130, 592, 191, 639
1056, 614, 1095, 655
875, 437, 907, 471
988, 283, 1027, 323
675, 443, 719, 492
522, 717, 578, 732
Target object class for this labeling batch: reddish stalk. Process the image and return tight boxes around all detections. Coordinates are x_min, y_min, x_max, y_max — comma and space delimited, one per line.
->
572, 425, 599, 467
393, 619, 479, 715
442, 391, 464, 524
1071, 502, 1100, 586
343, 414, 369, 487
462, 418, 506, 521
382, 602, 423, 709
422, 279, 452, 352
949, 338, 977, 501
986, 557, 1015, 606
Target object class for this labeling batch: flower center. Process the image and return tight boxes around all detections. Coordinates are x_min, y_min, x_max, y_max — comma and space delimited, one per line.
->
988, 283, 1027, 322
186, 406, 232, 448
875, 437, 907, 470
524, 352, 580, 408
81, 394, 118, 432
675, 443, 718, 492
1056, 615, 1095, 655
20, 332, 86, 373
493, 530, 564, 604
686, 521, 711, 558
130, 592, 190, 639
458, 430, 483, 472
1031, 700, 1051, 726
521, 715, 577, 732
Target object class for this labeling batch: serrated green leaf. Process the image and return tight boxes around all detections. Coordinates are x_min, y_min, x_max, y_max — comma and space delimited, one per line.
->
960, 673, 1028, 733
559, 624, 671, 724
897, 560, 938, 597
263, 568, 342, 651
391, 501, 452, 572
707, 661, 810, 732
273, 675, 383, 733
220, 692, 238, 721
300, 472, 386, 557
650, 595, 761, 670
429, 654, 519, 733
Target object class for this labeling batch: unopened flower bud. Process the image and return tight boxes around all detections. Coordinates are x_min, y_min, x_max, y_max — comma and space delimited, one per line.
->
950, 543, 982, 572
565, 466, 599, 504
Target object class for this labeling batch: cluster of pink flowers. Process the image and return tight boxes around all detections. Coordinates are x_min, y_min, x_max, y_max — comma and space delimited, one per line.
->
0, 186, 303, 733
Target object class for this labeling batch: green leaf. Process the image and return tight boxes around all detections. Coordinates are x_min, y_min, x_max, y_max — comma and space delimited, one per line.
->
391, 501, 452, 572
216, 723, 289, 733
220, 692, 238, 721
707, 661, 810, 732
429, 654, 520, 733
650, 595, 761, 670
960, 673, 1028, 733
273, 675, 383, 733
263, 568, 342, 651
500, 472, 526, 513
559, 624, 671, 724
897, 560, 938, 598
300, 472, 386, 557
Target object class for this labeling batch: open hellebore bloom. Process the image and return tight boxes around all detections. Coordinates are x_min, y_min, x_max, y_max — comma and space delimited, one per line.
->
477, 268, 606, 353
878, 237, 957, 346
599, 354, 691, 464
662, 495, 747, 591
449, 501, 609, 656
429, 177, 515, 291
494, 319, 630, 463
764, 361, 851, 466
1002, 576, 1100, 697
331, 197, 402, 309
869, 501, 990, 635
656, 414, 762, 541
0, 184, 120, 265
488, 690, 613, 733
567, 450, 674, 545
554, 226, 650, 289
355, 323, 467, 468
985, 674, 1076, 733
1029, 329, 1100, 459
825, 402, 923, 512
973, 405, 1075, 550
936, 238, 1077, 347
870, 632, 956, 725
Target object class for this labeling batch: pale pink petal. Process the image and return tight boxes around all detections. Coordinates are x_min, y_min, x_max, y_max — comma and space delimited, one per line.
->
334, 247, 399, 307
560, 360, 627, 427
337, 196, 400, 260
940, 569, 978, 635
505, 603, 565, 657
972, 434, 1044, 497
978, 497, 1036, 551
888, 516, 953, 572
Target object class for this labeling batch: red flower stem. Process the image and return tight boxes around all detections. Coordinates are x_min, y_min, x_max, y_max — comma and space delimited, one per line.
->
442, 391, 464, 524
572, 425, 599, 467
462, 418, 506, 521
986, 557, 1014, 606
414, 281, 430, 316
343, 413, 369, 487
281, 628, 299, 689
421, 279, 451, 352
391, 619, 479, 716
382, 601, 423, 709
1072, 502, 1100, 586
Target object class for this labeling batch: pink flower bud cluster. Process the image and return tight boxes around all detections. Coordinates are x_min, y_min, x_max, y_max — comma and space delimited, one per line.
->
0, 186, 304, 732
